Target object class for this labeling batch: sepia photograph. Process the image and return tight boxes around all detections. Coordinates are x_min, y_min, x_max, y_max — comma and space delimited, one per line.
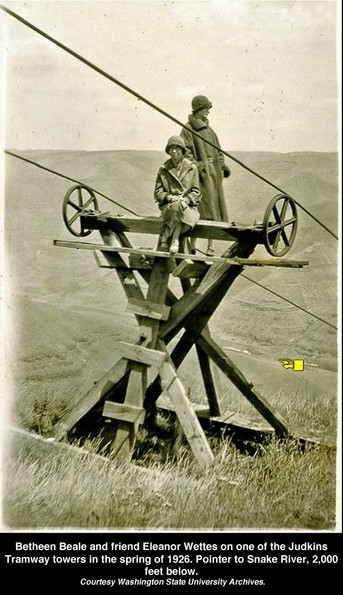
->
0, 0, 340, 572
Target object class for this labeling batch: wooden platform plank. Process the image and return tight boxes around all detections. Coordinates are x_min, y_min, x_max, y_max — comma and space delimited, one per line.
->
118, 341, 166, 367
53, 240, 309, 268
155, 400, 336, 449
126, 298, 170, 321
80, 213, 262, 241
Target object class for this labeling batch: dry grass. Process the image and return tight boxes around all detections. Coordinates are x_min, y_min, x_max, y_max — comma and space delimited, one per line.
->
2, 387, 338, 531
3, 431, 336, 531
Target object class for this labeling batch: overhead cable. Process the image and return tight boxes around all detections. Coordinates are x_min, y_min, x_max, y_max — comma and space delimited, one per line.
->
4, 150, 141, 216
1, 4, 338, 241
241, 273, 337, 330
194, 245, 338, 331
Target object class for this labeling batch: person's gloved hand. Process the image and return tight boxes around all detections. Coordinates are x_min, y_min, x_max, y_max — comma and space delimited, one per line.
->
222, 164, 231, 178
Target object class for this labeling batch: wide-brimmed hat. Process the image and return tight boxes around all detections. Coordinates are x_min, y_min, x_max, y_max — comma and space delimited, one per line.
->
165, 135, 186, 154
192, 95, 212, 113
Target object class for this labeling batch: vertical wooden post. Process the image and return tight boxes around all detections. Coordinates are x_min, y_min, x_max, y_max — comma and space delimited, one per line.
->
100, 230, 172, 461
108, 361, 147, 462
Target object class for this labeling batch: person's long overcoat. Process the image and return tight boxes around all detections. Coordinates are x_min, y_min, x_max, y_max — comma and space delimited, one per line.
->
180, 114, 228, 221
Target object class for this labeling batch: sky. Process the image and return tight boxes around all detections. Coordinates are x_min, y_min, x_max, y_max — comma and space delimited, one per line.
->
0, 0, 340, 152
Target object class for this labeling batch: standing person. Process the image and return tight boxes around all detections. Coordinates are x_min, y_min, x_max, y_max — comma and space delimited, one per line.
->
154, 135, 201, 254
180, 95, 231, 256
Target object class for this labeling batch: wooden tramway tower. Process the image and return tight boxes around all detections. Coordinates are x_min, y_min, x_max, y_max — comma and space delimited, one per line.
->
52, 184, 329, 470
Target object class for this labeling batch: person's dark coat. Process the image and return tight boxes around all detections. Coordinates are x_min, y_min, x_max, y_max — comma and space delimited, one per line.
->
180, 114, 229, 221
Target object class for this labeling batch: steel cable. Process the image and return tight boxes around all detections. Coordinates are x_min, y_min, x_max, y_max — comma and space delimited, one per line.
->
241, 274, 338, 331
4, 150, 141, 216
194, 247, 337, 331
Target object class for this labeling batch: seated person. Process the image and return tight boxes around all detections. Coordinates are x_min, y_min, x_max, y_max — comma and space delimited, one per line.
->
154, 135, 201, 254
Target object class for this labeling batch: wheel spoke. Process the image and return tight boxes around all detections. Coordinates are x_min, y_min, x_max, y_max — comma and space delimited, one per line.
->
279, 196, 290, 222
272, 229, 282, 251
272, 205, 282, 224
77, 186, 83, 207
281, 229, 290, 246
267, 216, 297, 234
83, 195, 97, 210
267, 222, 283, 234
67, 199, 83, 212
68, 209, 83, 226
283, 215, 297, 227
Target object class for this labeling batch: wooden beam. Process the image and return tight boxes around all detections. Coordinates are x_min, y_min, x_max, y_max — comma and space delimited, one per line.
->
139, 257, 171, 350
103, 232, 170, 460
102, 401, 145, 425
80, 213, 262, 242
129, 253, 154, 270
53, 357, 130, 440
94, 249, 124, 269
195, 343, 221, 417
145, 242, 256, 413
158, 351, 214, 470
172, 259, 212, 279
196, 330, 290, 438
160, 239, 257, 344
107, 362, 147, 461
54, 240, 309, 268
157, 395, 210, 419
99, 231, 148, 332
126, 298, 170, 321
118, 341, 166, 367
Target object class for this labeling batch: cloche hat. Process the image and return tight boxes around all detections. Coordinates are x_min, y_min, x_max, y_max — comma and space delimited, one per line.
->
165, 135, 186, 154
191, 95, 212, 113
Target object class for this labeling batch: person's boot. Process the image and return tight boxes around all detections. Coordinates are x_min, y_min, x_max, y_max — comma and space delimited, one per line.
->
205, 241, 214, 257
188, 237, 196, 255
170, 239, 179, 254
158, 228, 169, 251
170, 224, 182, 254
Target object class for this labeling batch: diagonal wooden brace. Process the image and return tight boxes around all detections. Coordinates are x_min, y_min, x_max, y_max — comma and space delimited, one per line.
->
159, 238, 257, 344
197, 330, 290, 437
157, 343, 214, 470
53, 357, 130, 440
